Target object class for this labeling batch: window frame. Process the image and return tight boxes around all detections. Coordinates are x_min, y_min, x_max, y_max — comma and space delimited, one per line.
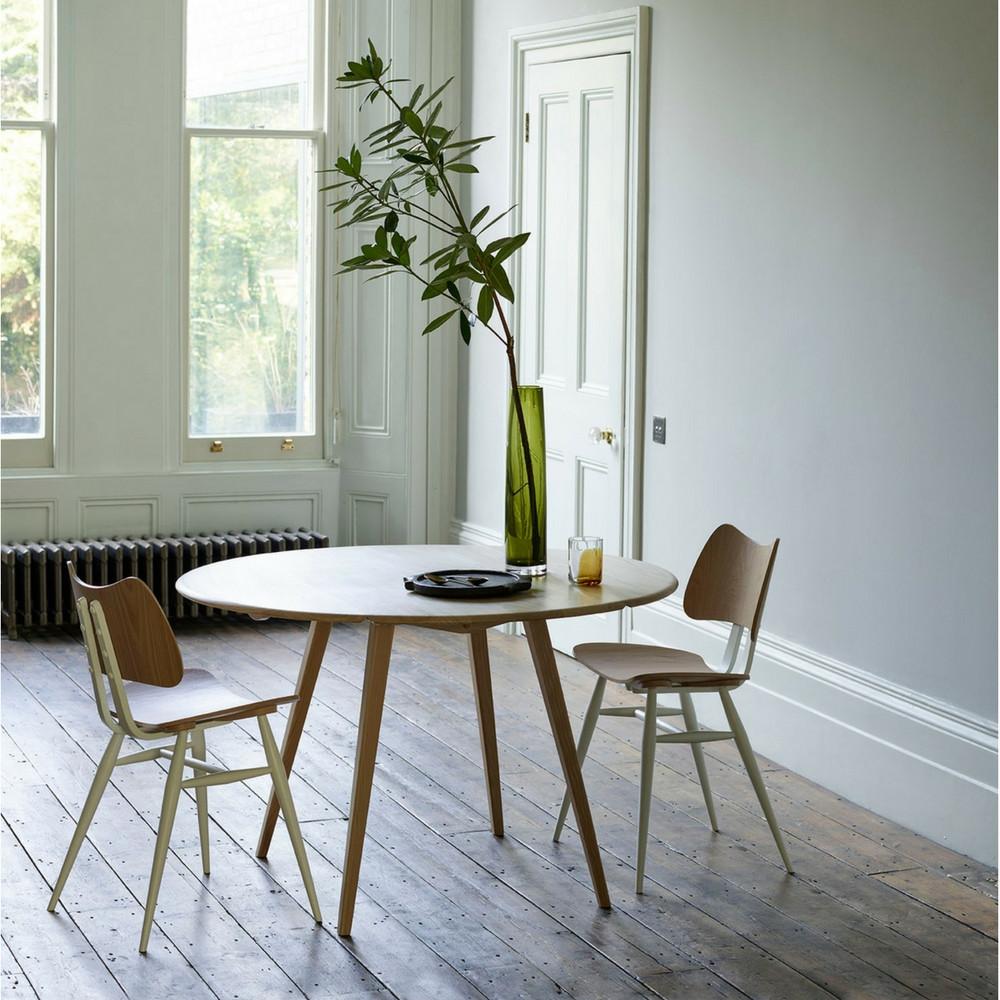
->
180, 0, 326, 464
1, 0, 55, 469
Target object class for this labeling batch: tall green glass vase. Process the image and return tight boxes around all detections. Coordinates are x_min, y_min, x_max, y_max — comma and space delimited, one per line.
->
505, 385, 547, 575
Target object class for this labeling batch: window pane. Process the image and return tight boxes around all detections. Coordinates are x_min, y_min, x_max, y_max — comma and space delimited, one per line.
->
1, 127, 44, 437
1, 0, 42, 120
186, 0, 310, 129
188, 136, 314, 437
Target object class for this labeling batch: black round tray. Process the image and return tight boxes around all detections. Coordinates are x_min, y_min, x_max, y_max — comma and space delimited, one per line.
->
403, 569, 531, 599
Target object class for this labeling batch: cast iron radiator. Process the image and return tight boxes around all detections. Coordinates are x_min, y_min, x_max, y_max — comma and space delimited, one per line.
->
1, 529, 329, 639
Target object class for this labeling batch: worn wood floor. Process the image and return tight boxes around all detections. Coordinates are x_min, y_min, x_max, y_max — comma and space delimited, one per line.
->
2, 619, 997, 999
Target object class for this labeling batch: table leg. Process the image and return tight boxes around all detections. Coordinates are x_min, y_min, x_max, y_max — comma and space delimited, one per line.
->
338, 622, 395, 936
468, 629, 504, 837
256, 619, 332, 858
523, 619, 611, 909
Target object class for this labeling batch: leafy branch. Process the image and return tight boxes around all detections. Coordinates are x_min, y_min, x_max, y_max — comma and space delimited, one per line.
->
328, 41, 541, 551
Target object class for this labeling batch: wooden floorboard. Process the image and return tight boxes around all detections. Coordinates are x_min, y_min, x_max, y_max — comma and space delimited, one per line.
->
1, 620, 996, 1000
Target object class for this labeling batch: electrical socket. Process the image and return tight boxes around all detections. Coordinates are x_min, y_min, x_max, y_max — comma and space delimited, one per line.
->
652, 416, 666, 444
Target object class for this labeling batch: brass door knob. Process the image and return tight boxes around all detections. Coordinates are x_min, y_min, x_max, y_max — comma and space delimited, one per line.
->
210, 440, 224, 453
588, 426, 615, 446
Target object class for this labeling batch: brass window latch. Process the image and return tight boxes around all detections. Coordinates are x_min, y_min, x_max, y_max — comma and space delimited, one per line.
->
281, 438, 295, 451
210, 440, 223, 453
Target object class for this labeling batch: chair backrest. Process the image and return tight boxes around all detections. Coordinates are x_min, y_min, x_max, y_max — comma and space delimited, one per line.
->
68, 565, 183, 687
683, 524, 779, 642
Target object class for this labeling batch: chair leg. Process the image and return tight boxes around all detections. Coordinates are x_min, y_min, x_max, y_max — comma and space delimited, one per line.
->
553, 677, 606, 842
719, 690, 794, 874
47, 732, 124, 912
139, 731, 188, 953
191, 727, 211, 875
258, 714, 322, 924
635, 689, 659, 894
679, 692, 719, 832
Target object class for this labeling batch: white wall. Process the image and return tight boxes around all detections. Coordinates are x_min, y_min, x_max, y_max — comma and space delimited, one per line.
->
456, 0, 998, 860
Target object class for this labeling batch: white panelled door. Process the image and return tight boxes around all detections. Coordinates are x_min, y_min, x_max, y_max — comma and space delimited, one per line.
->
517, 53, 631, 653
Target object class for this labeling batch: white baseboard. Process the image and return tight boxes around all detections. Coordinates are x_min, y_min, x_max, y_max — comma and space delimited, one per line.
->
449, 518, 504, 546
449, 519, 515, 634
628, 597, 998, 865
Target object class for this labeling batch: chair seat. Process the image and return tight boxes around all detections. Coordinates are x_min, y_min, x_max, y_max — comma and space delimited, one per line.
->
572, 643, 747, 690
117, 669, 296, 733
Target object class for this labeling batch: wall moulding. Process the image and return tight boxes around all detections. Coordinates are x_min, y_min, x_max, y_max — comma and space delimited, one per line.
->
628, 595, 998, 865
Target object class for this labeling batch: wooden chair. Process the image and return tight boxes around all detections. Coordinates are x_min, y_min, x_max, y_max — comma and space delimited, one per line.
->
48, 566, 322, 952
553, 524, 793, 892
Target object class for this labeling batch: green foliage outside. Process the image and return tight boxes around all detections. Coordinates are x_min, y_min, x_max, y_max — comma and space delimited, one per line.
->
188, 108, 312, 436
1, 0, 43, 430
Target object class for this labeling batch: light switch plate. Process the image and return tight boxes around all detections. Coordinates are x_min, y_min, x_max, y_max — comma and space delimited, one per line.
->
652, 416, 666, 444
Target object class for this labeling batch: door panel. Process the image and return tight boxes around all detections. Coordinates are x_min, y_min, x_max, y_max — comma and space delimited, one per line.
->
518, 53, 630, 653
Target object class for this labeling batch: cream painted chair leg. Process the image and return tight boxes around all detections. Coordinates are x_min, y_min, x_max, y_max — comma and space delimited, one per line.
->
635, 689, 659, 894
719, 690, 794, 873
191, 727, 211, 875
679, 692, 719, 832
553, 676, 606, 842
258, 714, 322, 923
48, 732, 124, 912
139, 731, 188, 953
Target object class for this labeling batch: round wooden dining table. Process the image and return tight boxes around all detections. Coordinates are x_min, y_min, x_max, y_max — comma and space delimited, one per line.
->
176, 543, 678, 935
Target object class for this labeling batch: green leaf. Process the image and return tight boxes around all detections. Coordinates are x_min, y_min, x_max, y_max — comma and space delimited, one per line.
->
375, 226, 388, 249
425, 101, 443, 132
402, 107, 423, 133
422, 309, 458, 335
493, 232, 530, 265
446, 162, 478, 173
407, 83, 425, 109
488, 262, 514, 301
478, 205, 516, 234
420, 245, 452, 266
384, 210, 399, 232
469, 205, 490, 230
421, 282, 445, 301
416, 76, 453, 112
459, 311, 472, 345
367, 39, 383, 76
443, 135, 494, 150
477, 284, 494, 325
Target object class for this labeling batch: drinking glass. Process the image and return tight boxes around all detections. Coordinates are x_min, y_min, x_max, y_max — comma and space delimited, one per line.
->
568, 536, 603, 586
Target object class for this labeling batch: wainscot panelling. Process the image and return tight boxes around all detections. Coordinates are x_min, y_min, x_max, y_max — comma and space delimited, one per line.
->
628, 596, 999, 865
329, 0, 462, 545
347, 492, 390, 545
0, 501, 56, 543
79, 497, 158, 538
448, 517, 503, 547
338, 470, 408, 545
2, 472, 337, 542
182, 493, 320, 536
